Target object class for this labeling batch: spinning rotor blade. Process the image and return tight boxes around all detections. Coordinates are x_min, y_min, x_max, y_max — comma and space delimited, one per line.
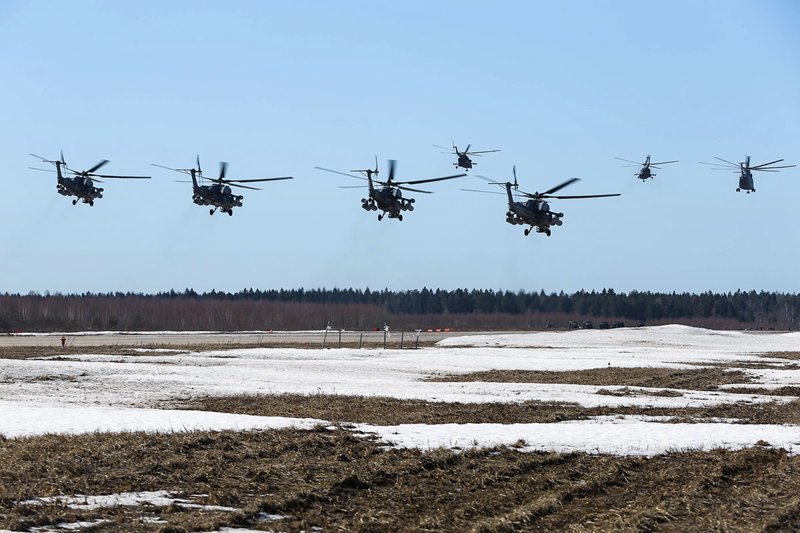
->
338, 185, 366, 189
398, 173, 466, 186
230, 176, 293, 183
547, 193, 621, 200
93, 174, 151, 179
396, 184, 432, 194
433, 144, 455, 152
151, 163, 192, 175
753, 164, 795, 171
84, 160, 110, 174
614, 157, 642, 165
387, 159, 397, 183
541, 177, 580, 196
461, 188, 505, 196
219, 161, 228, 180
651, 160, 678, 166
29, 166, 55, 173
465, 149, 500, 155
29, 153, 51, 162
315, 166, 367, 180
713, 156, 740, 167
196, 155, 202, 173
228, 183, 261, 190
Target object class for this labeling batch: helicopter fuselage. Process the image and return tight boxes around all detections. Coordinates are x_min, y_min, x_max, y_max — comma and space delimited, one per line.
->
637, 166, 653, 180
363, 185, 415, 220
504, 183, 562, 236
55, 163, 104, 206
189, 170, 243, 215
737, 169, 755, 193
456, 153, 473, 170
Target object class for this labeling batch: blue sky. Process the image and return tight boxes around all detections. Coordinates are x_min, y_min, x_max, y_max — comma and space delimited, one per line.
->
1, 1, 798, 294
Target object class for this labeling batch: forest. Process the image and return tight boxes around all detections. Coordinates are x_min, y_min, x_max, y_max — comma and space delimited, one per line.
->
1, 288, 798, 332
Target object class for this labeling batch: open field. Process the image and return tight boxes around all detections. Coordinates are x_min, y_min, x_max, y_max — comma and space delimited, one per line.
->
2, 325, 800, 530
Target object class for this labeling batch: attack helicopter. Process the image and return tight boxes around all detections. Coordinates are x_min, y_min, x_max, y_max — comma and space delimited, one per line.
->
315, 158, 465, 221
464, 166, 621, 236
615, 155, 678, 181
699, 155, 795, 193
433, 142, 500, 172
152, 156, 293, 216
29, 152, 150, 206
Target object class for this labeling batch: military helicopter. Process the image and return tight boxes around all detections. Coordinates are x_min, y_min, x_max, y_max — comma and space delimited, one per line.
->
699, 155, 795, 193
464, 166, 621, 236
152, 156, 293, 215
433, 142, 500, 171
614, 155, 678, 181
29, 151, 150, 206
315, 158, 465, 221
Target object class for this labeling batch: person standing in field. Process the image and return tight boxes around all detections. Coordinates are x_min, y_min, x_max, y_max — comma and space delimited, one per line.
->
60, 336, 66, 348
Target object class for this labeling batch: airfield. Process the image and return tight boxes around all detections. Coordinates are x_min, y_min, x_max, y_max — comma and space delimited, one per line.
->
2, 325, 800, 530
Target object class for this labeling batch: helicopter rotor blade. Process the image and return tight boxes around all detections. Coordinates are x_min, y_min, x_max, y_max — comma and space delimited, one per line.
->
753, 164, 795, 170
29, 166, 56, 173
512, 165, 518, 188
546, 193, 622, 200
751, 159, 785, 169
651, 160, 678, 166
396, 184, 433, 194
315, 166, 366, 180
387, 159, 396, 183
92, 174, 151, 179
229, 176, 293, 183
227, 183, 261, 191
433, 144, 454, 152
464, 144, 471, 154
338, 185, 366, 189
541, 177, 580, 196
219, 161, 228, 180
614, 157, 642, 166
466, 149, 500, 154
397, 173, 466, 185
460, 188, 506, 196
83, 160, 110, 175
29, 153, 52, 162
151, 163, 191, 174
713, 156, 740, 167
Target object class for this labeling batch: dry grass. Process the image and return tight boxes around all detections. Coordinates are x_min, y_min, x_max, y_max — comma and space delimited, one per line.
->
2, 430, 800, 532
182, 393, 800, 426
427, 367, 754, 390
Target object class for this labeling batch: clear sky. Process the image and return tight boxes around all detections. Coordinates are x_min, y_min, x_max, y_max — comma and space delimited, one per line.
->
1, 1, 798, 294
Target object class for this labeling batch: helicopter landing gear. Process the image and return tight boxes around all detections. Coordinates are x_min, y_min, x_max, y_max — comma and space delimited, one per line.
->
88, 200, 94, 206
545, 229, 551, 236
72, 199, 78, 205
209, 208, 215, 215
398, 214, 403, 221
378, 213, 383, 221
524, 228, 530, 236
227, 210, 233, 216
736, 188, 740, 192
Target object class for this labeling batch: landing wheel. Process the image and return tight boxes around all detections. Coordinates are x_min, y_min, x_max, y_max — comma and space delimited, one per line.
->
89, 200, 94, 206
378, 214, 383, 221
545, 229, 551, 236
398, 215, 403, 221
524, 228, 530, 236
407, 205, 414, 211
209, 209, 215, 215
72, 199, 78, 205
227, 210, 233, 216
736, 188, 740, 192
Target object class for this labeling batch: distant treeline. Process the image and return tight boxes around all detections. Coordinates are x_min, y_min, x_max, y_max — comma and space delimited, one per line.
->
1, 288, 799, 332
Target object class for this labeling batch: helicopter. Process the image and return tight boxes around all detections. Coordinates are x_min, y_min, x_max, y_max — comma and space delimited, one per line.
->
699, 155, 795, 193
152, 156, 293, 215
315, 158, 465, 221
614, 155, 678, 181
433, 142, 500, 171
464, 166, 621, 236
29, 151, 150, 206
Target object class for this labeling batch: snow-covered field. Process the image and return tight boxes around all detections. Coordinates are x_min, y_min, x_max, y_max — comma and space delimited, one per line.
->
1, 325, 799, 456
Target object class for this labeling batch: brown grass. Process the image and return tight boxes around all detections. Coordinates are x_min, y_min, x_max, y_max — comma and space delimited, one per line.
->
181, 393, 800, 426
427, 367, 754, 390
2, 430, 800, 532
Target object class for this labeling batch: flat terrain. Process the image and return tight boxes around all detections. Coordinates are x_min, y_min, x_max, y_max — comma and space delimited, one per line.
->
1, 325, 800, 531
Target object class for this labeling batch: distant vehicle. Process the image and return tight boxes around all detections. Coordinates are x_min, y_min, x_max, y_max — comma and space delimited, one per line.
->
30, 151, 150, 206
699, 155, 795, 193
568, 321, 579, 329
153, 156, 293, 216
615, 155, 678, 181
598, 321, 610, 329
434, 142, 500, 172
612, 321, 625, 329
465, 166, 621, 236
315, 158, 465, 221
582, 321, 594, 329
